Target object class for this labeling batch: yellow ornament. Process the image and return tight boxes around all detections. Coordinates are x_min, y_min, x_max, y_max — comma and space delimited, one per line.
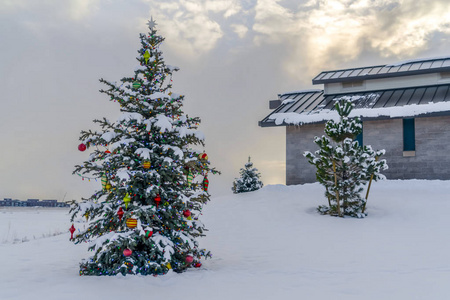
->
166, 262, 172, 270
143, 50, 150, 64
126, 218, 137, 229
84, 212, 89, 222
123, 193, 131, 209
143, 160, 151, 169
105, 183, 112, 191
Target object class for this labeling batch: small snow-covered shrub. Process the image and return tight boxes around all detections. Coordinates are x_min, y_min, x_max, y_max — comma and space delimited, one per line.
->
232, 156, 263, 193
304, 98, 387, 218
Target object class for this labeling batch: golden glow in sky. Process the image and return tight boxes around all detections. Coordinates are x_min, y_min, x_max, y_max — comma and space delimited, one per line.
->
1, 0, 449, 200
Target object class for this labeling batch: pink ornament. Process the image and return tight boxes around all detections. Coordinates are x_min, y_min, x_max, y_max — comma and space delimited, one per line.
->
185, 255, 193, 263
123, 249, 132, 257
78, 143, 87, 151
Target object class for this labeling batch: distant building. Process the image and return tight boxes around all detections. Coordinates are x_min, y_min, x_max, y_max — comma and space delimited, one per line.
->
259, 56, 450, 184
0, 198, 69, 207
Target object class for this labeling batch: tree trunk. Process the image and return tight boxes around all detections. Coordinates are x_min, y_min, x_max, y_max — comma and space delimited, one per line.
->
332, 160, 342, 217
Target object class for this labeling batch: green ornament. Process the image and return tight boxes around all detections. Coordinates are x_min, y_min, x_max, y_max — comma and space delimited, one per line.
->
123, 193, 131, 209
101, 174, 107, 190
187, 169, 193, 187
132, 81, 141, 89
144, 50, 150, 64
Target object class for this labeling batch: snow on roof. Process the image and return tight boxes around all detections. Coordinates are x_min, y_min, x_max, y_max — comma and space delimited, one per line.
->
269, 101, 450, 126
279, 89, 323, 96
259, 84, 450, 127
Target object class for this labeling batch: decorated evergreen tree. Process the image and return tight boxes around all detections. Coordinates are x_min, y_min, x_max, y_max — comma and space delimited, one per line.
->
232, 156, 263, 193
70, 19, 218, 276
304, 98, 387, 218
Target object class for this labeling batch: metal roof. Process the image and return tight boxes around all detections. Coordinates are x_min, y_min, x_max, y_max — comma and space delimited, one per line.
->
312, 56, 450, 84
259, 84, 450, 127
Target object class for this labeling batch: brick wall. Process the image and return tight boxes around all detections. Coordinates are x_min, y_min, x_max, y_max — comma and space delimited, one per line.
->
286, 115, 450, 184
286, 123, 324, 185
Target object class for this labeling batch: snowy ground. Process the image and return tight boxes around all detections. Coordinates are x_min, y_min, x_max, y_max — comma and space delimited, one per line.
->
1, 180, 450, 300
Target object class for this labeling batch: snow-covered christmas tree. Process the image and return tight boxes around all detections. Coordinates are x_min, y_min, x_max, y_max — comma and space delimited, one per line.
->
232, 156, 263, 193
304, 98, 387, 218
70, 18, 218, 276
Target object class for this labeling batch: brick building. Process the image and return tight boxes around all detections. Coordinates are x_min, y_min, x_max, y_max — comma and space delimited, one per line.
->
259, 57, 450, 184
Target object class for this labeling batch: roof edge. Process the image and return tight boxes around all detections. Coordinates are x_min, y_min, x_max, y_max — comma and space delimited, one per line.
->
312, 66, 450, 85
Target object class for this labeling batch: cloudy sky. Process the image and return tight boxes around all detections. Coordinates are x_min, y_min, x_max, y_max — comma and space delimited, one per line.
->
1, 0, 450, 201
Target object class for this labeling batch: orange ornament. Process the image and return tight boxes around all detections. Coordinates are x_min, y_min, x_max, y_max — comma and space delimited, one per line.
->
143, 161, 151, 169
126, 218, 137, 228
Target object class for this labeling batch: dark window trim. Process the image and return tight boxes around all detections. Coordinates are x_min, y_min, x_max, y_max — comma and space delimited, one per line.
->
355, 123, 363, 146
403, 118, 416, 152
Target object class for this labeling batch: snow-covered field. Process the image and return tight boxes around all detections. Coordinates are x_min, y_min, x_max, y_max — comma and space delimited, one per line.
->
1, 180, 450, 300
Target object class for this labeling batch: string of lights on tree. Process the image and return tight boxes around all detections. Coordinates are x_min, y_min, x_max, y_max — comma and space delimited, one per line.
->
69, 18, 219, 276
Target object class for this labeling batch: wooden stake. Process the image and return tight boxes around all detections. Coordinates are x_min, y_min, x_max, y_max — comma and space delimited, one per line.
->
362, 156, 378, 214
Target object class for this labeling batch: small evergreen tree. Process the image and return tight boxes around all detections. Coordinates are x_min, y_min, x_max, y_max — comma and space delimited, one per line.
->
70, 19, 218, 276
232, 156, 263, 193
304, 98, 387, 218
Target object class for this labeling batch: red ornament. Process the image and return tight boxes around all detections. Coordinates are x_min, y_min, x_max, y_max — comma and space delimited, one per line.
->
144, 230, 153, 239
185, 255, 193, 263
198, 153, 208, 160
117, 207, 124, 221
105, 150, 111, 154
69, 224, 76, 240
183, 210, 191, 217
154, 194, 161, 207
78, 143, 86, 152
123, 249, 132, 257
203, 176, 209, 192
194, 262, 202, 268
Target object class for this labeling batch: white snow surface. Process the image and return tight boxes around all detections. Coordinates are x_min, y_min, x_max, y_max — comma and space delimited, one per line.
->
270, 101, 450, 125
101, 131, 117, 142
2, 180, 450, 299
135, 148, 152, 160
117, 112, 144, 123
150, 92, 170, 100
281, 99, 295, 105
280, 89, 322, 96
154, 114, 173, 132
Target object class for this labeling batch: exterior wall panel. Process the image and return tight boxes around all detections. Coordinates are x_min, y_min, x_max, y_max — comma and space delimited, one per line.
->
286, 116, 450, 184
286, 124, 324, 185
324, 73, 450, 95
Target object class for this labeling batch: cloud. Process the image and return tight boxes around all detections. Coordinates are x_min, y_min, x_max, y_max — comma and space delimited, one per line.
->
0, 0, 99, 20
143, 0, 243, 57
231, 24, 248, 38
68, 0, 99, 20
0, 0, 27, 13
252, 0, 450, 77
